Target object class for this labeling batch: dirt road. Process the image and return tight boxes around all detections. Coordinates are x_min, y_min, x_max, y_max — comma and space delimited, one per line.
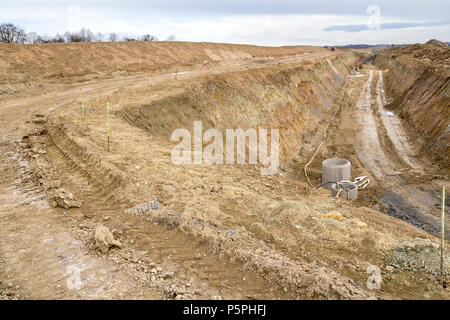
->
330, 66, 448, 237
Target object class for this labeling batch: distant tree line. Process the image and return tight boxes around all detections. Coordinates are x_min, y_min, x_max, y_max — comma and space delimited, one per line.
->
0, 23, 176, 44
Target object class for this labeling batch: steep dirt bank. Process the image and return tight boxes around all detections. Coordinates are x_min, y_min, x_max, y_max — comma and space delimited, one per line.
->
117, 53, 355, 163
374, 41, 450, 167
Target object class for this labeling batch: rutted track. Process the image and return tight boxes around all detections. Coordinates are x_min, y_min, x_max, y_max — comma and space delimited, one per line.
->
41, 123, 293, 299
335, 66, 449, 237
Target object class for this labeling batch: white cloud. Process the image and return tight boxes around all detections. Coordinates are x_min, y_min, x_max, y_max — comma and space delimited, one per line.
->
0, 1, 448, 45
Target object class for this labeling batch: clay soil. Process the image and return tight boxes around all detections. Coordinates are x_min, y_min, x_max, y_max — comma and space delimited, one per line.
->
0, 41, 449, 300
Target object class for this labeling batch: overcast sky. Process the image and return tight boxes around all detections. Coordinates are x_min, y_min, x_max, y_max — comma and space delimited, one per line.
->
1, 0, 449, 46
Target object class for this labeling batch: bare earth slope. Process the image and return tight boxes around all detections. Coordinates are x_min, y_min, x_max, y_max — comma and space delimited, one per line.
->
0, 41, 449, 300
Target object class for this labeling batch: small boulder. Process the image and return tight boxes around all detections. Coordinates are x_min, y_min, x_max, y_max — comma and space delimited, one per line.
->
385, 265, 394, 272
47, 188, 82, 209
94, 225, 122, 253
162, 271, 174, 279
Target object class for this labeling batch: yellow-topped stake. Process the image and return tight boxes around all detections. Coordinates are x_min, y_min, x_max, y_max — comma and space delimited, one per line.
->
80, 89, 86, 117
81, 101, 86, 117
441, 186, 446, 287
106, 101, 111, 152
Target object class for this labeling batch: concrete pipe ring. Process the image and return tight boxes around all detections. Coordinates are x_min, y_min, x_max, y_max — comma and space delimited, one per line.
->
331, 181, 358, 201
322, 158, 351, 190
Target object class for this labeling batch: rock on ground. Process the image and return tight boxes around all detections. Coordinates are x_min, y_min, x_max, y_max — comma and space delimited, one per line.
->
94, 225, 123, 253
47, 187, 82, 209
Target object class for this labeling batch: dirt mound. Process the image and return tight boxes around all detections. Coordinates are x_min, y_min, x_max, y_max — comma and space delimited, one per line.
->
387, 40, 450, 66
426, 39, 449, 48
0, 41, 325, 83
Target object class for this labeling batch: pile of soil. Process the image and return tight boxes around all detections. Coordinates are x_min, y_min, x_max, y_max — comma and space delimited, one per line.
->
388, 39, 450, 66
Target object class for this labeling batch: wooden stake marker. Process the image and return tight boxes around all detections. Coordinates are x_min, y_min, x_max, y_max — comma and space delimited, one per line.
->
106, 100, 111, 152
441, 186, 446, 287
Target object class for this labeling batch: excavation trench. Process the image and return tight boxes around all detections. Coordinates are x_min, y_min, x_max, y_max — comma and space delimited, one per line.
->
116, 55, 355, 163
325, 66, 449, 238
3, 43, 450, 300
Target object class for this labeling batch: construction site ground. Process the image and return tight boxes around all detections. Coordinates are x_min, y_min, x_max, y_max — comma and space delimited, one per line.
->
0, 42, 449, 300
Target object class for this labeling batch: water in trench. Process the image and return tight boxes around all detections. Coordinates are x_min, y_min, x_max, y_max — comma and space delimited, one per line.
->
353, 68, 448, 238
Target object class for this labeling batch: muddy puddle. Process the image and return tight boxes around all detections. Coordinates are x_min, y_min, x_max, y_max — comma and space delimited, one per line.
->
381, 191, 449, 238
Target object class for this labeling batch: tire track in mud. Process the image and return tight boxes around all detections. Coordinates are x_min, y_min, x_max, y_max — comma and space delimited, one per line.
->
41, 125, 292, 300
0, 140, 162, 299
354, 70, 396, 179
375, 70, 422, 169
352, 68, 448, 238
